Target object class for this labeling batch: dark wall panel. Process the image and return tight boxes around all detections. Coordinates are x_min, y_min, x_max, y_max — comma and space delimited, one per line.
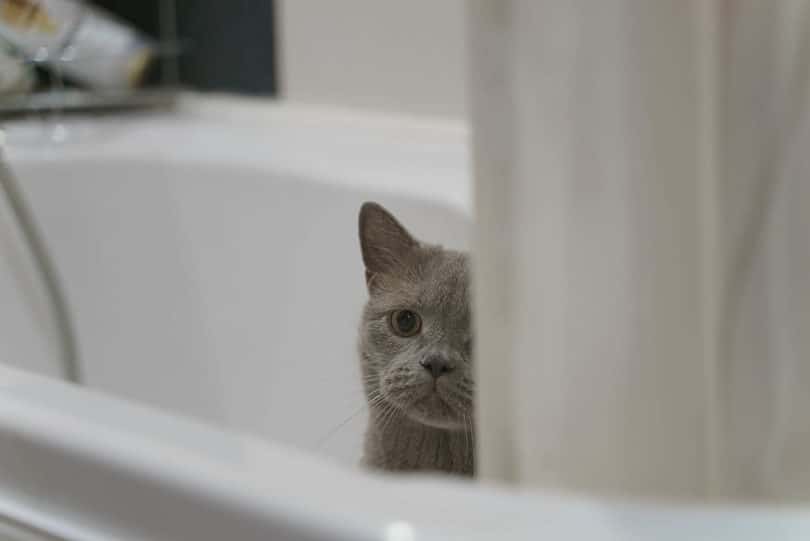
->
90, 0, 277, 95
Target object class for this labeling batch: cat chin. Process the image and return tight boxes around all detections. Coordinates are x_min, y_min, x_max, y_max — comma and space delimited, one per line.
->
379, 376, 470, 430
403, 394, 467, 431
410, 414, 465, 431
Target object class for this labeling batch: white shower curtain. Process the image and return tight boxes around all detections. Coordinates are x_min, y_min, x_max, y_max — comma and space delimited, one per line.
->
469, 0, 810, 500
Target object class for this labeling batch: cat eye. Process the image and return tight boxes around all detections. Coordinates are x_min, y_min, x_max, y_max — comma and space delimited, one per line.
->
390, 309, 422, 337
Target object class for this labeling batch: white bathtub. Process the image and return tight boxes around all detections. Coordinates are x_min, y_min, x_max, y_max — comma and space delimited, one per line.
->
0, 94, 808, 540
1, 94, 471, 467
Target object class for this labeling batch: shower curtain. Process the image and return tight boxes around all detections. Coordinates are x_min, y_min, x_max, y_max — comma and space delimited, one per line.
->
469, 0, 810, 500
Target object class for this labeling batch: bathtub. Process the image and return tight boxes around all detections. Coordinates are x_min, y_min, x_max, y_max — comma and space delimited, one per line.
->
1, 94, 471, 468
0, 94, 808, 540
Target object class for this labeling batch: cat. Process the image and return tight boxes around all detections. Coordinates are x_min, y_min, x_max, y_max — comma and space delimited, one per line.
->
357, 202, 474, 476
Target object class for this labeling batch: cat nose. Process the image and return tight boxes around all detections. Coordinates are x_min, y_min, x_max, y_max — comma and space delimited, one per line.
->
420, 356, 454, 379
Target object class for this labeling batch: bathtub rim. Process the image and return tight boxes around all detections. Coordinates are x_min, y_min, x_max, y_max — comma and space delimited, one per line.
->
3, 92, 472, 217
2, 364, 810, 540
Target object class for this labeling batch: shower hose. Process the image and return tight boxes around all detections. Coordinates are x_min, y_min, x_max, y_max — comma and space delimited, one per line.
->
0, 135, 81, 383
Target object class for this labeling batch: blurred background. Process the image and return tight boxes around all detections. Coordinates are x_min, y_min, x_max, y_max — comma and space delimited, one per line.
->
0, 0, 468, 118
91, 0, 278, 94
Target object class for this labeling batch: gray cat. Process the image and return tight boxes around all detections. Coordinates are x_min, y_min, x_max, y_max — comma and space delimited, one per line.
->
357, 202, 474, 476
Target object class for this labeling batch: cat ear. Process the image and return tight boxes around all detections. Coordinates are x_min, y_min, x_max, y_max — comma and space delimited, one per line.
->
358, 202, 418, 287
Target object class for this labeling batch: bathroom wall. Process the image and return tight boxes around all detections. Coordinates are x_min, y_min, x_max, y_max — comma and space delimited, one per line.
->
277, 0, 467, 119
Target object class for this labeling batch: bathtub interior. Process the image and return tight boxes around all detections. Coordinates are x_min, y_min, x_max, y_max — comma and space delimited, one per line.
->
0, 149, 469, 465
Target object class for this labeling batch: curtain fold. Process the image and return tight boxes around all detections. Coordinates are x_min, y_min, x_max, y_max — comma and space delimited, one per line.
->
470, 0, 810, 501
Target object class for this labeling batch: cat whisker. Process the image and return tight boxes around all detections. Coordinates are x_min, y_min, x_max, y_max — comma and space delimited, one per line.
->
378, 402, 402, 436
367, 393, 387, 410
314, 404, 368, 450
378, 403, 396, 433
370, 396, 389, 416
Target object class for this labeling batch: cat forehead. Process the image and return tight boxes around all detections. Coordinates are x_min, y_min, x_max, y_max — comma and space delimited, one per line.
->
419, 249, 469, 308
375, 248, 470, 314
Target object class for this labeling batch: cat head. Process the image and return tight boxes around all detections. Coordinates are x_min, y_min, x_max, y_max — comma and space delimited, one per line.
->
358, 202, 473, 430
